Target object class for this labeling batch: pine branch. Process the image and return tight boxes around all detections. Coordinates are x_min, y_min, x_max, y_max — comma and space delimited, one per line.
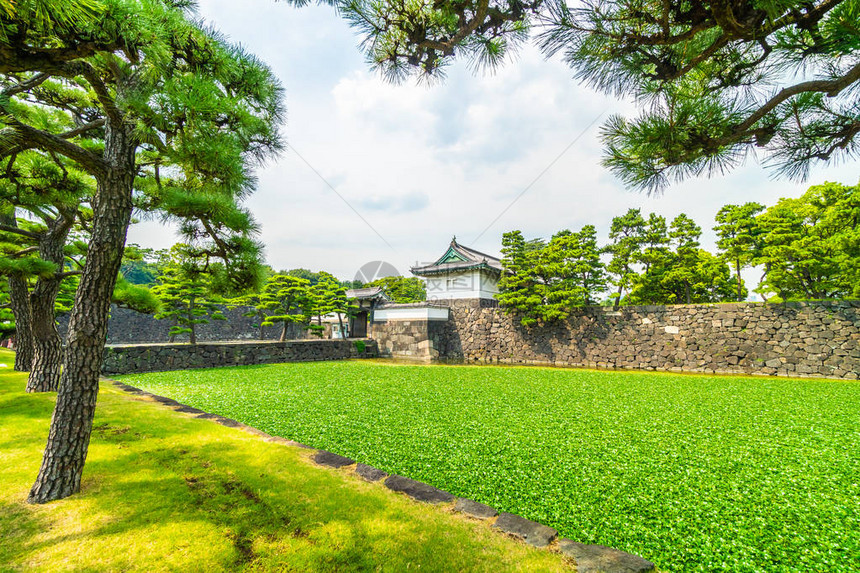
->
2, 72, 50, 97
0, 223, 40, 239
1, 116, 109, 177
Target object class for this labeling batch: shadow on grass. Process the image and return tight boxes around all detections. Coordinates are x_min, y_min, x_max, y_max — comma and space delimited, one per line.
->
1, 383, 571, 572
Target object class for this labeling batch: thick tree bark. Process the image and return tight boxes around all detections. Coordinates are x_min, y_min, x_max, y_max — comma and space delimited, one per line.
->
28, 122, 135, 504
27, 213, 74, 393
8, 275, 34, 371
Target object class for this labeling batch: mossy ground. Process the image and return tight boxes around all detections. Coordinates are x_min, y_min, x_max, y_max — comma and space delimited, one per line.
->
0, 349, 571, 572
121, 359, 860, 572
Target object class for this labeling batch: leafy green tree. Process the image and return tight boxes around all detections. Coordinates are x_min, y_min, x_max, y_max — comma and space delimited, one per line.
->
341, 0, 860, 190
666, 214, 703, 305
0, 282, 14, 340
119, 245, 164, 286
152, 247, 226, 345
2, 0, 283, 503
714, 203, 766, 302
497, 227, 605, 325
629, 214, 739, 304
497, 230, 544, 327
112, 275, 161, 315
755, 182, 859, 300
365, 276, 426, 303
604, 208, 646, 307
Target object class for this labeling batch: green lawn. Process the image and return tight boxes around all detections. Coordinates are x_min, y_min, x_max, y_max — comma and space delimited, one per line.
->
0, 350, 572, 572
119, 360, 860, 572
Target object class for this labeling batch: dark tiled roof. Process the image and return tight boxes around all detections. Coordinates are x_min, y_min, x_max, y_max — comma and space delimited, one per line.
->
346, 286, 390, 300
411, 239, 502, 276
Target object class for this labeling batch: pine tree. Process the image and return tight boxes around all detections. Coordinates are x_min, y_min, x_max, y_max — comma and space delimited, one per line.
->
497, 230, 543, 327
497, 227, 605, 325
604, 209, 646, 307
714, 203, 766, 302
307, 272, 351, 337
0, 150, 91, 391
2, 0, 283, 503
152, 249, 225, 345
341, 0, 860, 190
257, 274, 312, 342
629, 213, 738, 304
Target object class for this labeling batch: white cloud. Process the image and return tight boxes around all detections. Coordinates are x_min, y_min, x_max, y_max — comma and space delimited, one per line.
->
128, 0, 860, 289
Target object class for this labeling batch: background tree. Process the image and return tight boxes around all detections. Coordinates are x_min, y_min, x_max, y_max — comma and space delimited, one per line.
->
497, 227, 605, 324
755, 181, 859, 300
496, 230, 544, 327
714, 202, 766, 302
666, 214, 703, 305
364, 275, 426, 303
119, 244, 164, 286
629, 214, 738, 304
152, 246, 225, 345
256, 274, 312, 341
340, 0, 859, 191
604, 208, 646, 307
1, 0, 283, 503
307, 272, 350, 337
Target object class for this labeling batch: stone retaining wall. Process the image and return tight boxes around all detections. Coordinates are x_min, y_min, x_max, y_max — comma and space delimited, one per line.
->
436, 300, 859, 379
102, 339, 378, 375
59, 304, 305, 345
372, 319, 449, 361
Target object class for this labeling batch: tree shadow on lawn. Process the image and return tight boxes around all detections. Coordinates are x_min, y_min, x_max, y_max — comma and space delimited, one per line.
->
3, 400, 572, 572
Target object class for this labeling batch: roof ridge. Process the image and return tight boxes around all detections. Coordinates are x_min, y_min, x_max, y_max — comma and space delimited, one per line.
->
453, 241, 500, 262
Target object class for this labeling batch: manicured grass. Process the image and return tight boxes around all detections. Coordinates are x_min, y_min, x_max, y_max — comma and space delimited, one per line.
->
0, 350, 572, 572
120, 360, 860, 572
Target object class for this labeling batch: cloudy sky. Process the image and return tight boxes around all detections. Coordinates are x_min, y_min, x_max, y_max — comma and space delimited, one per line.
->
129, 0, 858, 290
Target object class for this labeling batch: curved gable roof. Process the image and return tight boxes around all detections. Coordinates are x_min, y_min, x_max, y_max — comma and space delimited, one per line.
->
411, 238, 502, 276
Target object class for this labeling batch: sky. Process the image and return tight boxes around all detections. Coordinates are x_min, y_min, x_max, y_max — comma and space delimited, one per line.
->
128, 0, 859, 292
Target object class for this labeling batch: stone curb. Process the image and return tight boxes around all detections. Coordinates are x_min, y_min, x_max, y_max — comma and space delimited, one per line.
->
107, 377, 655, 572
355, 463, 388, 482
384, 474, 455, 504
313, 450, 355, 468
493, 512, 558, 548
559, 540, 656, 573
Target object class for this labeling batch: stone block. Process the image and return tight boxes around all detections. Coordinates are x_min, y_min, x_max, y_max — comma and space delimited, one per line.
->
384, 475, 454, 504
559, 540, 655, 573
492, 512, 557, 548
355, 463, 388, 482
313, 450, 355, 468
454, 498, 498, 519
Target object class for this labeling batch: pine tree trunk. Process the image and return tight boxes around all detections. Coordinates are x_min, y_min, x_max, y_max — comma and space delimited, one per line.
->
280, 320, 287, 342
27, 214, 74, 393
8, 275, 33, 372
188, 300, 196, 344
735, 259, 743, 302
28, 123, 135, 504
